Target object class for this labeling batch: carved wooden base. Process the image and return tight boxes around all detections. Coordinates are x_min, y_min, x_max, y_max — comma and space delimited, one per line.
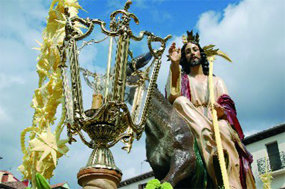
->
77, 167, 122, 189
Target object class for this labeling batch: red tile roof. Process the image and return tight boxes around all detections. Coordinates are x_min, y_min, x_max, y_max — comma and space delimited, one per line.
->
0, 181, 27, 189
50, 182, 65, 188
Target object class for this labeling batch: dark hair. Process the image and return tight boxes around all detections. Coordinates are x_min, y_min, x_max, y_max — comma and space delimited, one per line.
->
180, 42, 209, 75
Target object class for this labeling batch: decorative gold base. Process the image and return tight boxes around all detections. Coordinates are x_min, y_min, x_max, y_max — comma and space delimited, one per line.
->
77, 167, 122, 189
86, 147, 122, 173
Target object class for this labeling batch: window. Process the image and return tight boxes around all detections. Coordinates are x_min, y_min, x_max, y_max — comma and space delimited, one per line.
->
138, 183, 147, 189
266, 141, 282, 171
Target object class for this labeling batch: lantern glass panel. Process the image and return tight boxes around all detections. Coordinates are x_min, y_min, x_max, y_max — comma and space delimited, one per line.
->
75, 31, 116, 111
125, 55, 155, 125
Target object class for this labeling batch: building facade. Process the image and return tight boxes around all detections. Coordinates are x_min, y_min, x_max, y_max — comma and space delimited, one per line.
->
119, 123, 285, 189
244, 123, 285, 189
0, 171, 28, 189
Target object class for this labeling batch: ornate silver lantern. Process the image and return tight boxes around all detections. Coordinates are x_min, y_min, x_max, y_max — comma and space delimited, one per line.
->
59, 1, 171, 188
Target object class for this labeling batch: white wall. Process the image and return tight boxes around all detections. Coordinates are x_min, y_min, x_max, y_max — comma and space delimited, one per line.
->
119, 176, 154, 189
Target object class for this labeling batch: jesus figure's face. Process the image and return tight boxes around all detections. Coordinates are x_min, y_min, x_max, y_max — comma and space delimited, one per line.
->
185, 42, 201, 67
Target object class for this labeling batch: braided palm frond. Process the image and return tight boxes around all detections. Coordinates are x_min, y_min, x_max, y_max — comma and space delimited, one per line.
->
203, 44, 232, 63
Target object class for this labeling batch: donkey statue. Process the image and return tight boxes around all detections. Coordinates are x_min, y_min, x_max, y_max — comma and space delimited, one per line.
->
126, 53, 212, 188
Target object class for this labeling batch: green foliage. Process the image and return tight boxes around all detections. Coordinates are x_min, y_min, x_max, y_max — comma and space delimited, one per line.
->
146, 179, 160, 189
161, 182, 173, 189
145, 179, 173, 189
35, 173, 51, 189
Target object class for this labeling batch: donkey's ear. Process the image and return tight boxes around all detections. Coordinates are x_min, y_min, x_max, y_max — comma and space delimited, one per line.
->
135, 52, 152, 70
126, 52, 152, 76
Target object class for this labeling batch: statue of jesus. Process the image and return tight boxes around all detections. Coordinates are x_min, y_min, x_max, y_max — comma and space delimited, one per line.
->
166, 30, 256, 189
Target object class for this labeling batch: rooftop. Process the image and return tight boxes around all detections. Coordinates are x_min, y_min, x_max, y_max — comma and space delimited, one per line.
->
119, 171, 154, 187
0, 181, 27, 189
243, 123, 285, 145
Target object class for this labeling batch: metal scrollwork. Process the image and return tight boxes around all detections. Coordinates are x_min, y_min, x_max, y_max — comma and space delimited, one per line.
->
58, 0, 171, 172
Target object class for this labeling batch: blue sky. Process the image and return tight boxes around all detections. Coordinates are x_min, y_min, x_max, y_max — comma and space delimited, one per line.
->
0, 0, 284, 188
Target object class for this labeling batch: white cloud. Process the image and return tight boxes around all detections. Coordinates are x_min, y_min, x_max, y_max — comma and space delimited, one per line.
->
196, 0, 285, 132
106, 0, 166, 10
106, 0, 126, 10
0, 74, 25, 89
149, 9, 173, 24
0, 106, 10, 121
0, 0, 46, 47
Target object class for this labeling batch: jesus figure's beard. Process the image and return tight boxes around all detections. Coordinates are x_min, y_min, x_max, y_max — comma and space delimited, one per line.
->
189, 57, 202, 67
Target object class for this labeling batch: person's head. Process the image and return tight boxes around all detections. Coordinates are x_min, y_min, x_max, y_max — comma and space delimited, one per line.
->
180, 31, 209, 75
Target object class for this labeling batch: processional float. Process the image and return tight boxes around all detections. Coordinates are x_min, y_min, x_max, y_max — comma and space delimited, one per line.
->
58, 0, 171, 188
